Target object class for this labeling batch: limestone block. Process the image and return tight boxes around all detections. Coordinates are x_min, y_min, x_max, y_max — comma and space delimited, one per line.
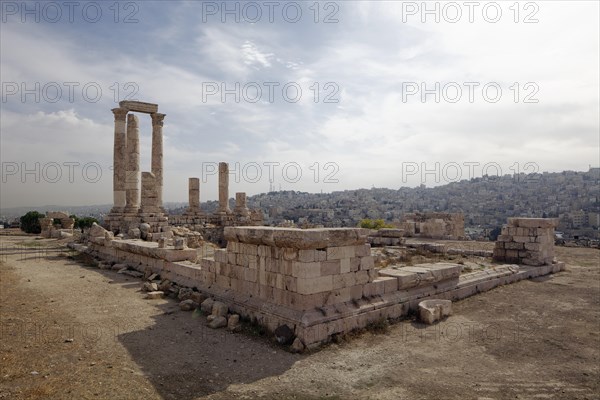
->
377, 276, 399, 293
332, 272, 357, 289
379, 268, 419, 289
508, 217, 558, 229
359, 256, 375, 270
418, 299, 452, 324
296, 275, 333, 295
340, 258, 351, 273
291, 261, 321, 279
208, 316, 227, 329
89, 223, 108, 238
320, 260, 341, 276
119, 100, 158, 113
363, 280, 385, 297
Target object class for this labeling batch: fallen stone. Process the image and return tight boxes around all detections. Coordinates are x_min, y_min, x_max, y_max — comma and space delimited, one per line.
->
112, 263, 127, 271
200, 298, 214, 314
191, 291, 206, 304
122, 270, 143, 278
208, 316, 227, 329
290, 338, 305, 353
418, 299, 452, 324
158, 279, 172, 292
274, 324, 295, 345
145, 291, 164, 300
211, 301, 228, 317
142, 282, 158, 292
179, 299, 198, 311
147, 273, 158, 281
178, 287, 194, 301
227, 314, 240, 331
128, 228, 141, 239
88, 222, 108, 238
139, 223, 151, 240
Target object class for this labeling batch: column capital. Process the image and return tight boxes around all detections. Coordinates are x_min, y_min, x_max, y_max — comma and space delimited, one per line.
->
127, 113, 139, 126
151, 113, 166, 126
112, 107, 128, 121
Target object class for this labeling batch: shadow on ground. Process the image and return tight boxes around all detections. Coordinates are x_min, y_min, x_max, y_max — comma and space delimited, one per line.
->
78, 261, 303, 400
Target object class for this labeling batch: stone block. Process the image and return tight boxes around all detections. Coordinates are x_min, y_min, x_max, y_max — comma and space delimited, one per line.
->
298, 249, 316, 262
360, 256, 375, 270
355, 270, 370, 285
505, 242, 524, 250
296, 275, 333, 295
145, 291, 164, 299
327, 246, 355, 260
362, 281, 385, 298
332, 272, 357, 289
320, 260, 341, 275
283, 275, 297, 292
513, 236, 530, 243
340, 258, 351, 273
354, 244, 371, 257
380, 276, 399, 293
244, 268, 258, 283
291, 261, 321, 279
508, 217, 558, 229
418, 299, 452, 324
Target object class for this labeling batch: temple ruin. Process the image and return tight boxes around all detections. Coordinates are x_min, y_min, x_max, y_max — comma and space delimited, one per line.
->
103, 101, 262, 243
71, 101, 565, 351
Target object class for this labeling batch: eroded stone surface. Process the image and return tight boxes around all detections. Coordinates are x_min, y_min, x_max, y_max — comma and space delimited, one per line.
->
419, 299, 452, 324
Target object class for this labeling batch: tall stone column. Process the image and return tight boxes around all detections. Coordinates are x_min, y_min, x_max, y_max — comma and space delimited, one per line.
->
217, 162, 231, 214
124, 114, 140, 213
151, 113, 166, 211
110, 107, 128, 213
187, 177, 200, 214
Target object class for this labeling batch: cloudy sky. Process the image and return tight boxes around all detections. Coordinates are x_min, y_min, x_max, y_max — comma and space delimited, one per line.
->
1, 1, 598, 209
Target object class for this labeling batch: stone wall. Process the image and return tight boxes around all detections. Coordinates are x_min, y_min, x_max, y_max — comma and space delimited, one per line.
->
493, 218, 557, 266
82, 224, 564, 349
215, 227, 375, 311
400, 212, 465, 240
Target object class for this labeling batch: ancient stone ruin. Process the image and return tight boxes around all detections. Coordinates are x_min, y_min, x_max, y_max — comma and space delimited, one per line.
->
493, 218, 557, 266
102, 101, 262, 243
400, 212, 465, 240
40, 211, 75, 238
69, 101, 565, 351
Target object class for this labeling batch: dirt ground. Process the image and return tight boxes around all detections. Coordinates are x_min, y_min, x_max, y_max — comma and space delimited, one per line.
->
1, 234, 598, 400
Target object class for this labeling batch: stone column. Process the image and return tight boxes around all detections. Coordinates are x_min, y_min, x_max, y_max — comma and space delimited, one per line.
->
234, 192, 249, 216
217, 162, 231, 214
124, 114, 140, 213
151, 113, 166, 211
110, 107, 128, 213
187, 177, 200, 214
140, 172, 159, 213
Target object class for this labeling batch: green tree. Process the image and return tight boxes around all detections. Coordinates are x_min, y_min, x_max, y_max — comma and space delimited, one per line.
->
73, 216, 98, 229
20, 211, 43, 234
359, 218, 393, 230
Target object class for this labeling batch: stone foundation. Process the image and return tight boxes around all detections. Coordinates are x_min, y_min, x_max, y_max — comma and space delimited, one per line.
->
493, 218, 557, 266
79, 223, 564, 350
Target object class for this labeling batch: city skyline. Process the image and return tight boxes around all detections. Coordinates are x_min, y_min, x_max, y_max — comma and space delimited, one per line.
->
1, 1, 599, 208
